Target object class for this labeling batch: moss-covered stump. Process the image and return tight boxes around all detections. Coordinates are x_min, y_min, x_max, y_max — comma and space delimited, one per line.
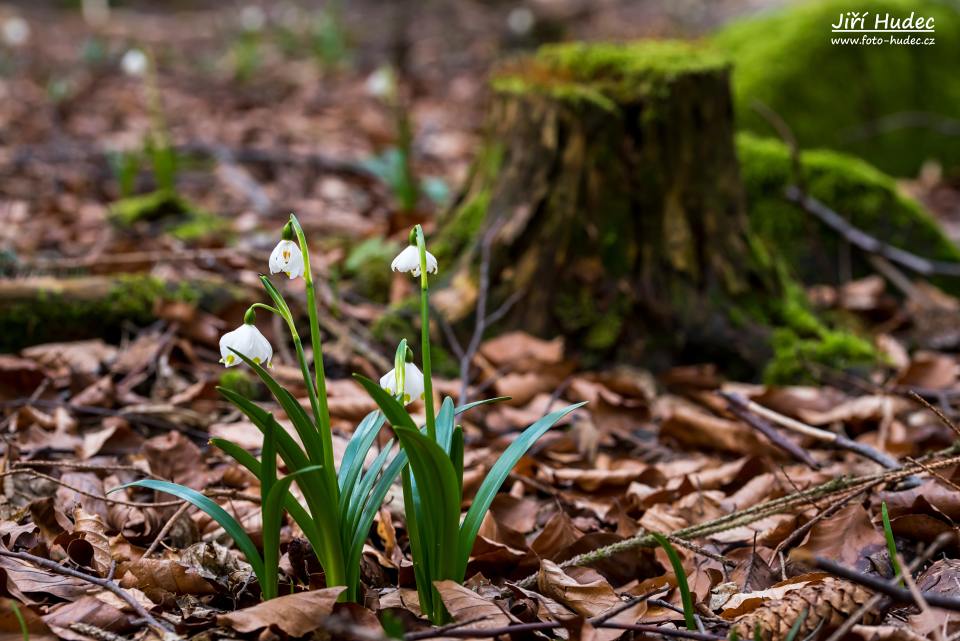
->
436, 41, 782, 371
713, 0, 960, 177
738, 133, 960, 296
0, 274, 244, 352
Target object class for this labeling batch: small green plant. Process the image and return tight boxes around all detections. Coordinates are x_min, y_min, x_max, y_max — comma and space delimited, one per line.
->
353, 226, 583, 623
881, 501, 904, 587
10, 601, 28, 641
111, 218, 580, 610
651, 532, 697, 631
111, 216, 398, 601
783, 608, 808, 641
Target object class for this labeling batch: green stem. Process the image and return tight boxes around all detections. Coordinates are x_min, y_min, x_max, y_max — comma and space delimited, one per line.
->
415, 225, 437, 442
288, 217, 336, 487
286, 215, 345, 591
249, 303, 282, 316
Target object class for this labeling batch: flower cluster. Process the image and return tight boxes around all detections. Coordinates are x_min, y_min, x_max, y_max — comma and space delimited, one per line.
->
220, 234, 436, 403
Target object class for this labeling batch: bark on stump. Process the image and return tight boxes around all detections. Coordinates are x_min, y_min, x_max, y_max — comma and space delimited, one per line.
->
437, 41, 778, 370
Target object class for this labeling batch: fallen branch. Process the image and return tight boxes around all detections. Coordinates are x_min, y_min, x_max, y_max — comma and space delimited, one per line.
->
514, 448, 960, 589
721, 393, 821, 469
799, 546, 960, 612
722, 392, 903, 471
822, 532, 956, 641
0, 547, 177, 637
785, 186, 960, 278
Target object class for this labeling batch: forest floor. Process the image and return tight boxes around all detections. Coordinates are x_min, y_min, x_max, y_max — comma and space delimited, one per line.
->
2, 2, 960, 640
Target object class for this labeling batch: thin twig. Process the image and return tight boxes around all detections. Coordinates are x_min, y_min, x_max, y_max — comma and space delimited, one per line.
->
721, 393, 820, 469
909, 391, 960, 440
823, 533, 955, 641
804, 549, 960, 611
0, 547, 177, 636
723, 393, 903, 471
785, 187, 960, 278
458, 220, 505, 406
142, 501, 192, 558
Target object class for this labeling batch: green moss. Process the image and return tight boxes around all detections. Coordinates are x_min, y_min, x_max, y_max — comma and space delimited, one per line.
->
0, 274, 242, 352
493, 40, 728, 108
738, 133, 960, 294
713, 0, 960, 176
765, 327, 878, 384
0, 275, 167, 352
109, 190, 227, 242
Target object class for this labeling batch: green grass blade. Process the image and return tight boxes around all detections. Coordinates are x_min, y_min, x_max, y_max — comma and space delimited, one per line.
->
210, 437, 323, 554
451, 425, 464, 501
651, 532, 696, 631
10, 602, 27, 641
436, 397, 455, 453
401, 467, 435, 619
110, 480, 264, 585
456, 402, 585, 579
339, 410, 386, 510
881, 501, 904, 587
262, 465, 324, 599
353, 375, 420, 432
453, 396, 510, 415
783, 608, 808, 641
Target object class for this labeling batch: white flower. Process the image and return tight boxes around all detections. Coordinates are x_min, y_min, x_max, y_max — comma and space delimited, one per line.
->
506, 8, 534, 35
2, 17, 30, 47
121, 48, 148, 76
365, 66, 395, 99
391, 245, 438, 277
240, 5, 266, 32
269, 239, 305, 279
380, 362, 425, 405
219, 323, 273, 368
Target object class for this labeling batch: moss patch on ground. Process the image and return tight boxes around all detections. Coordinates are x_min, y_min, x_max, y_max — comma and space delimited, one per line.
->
0, 274, 244, 352
713, 0, 960, 176
110, 190, 227, 242
738, 133, 960, 295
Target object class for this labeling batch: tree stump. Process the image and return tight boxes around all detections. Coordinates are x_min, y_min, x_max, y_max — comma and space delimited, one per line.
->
436, 41, 779, 370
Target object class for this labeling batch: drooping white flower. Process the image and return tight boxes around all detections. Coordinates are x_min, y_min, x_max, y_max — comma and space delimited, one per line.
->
2, 17, 30, 47
219, 323, 273, 368
391, 245, 437, 277
365, 66, 395, 99
269, 239, 305, 279
121, 48, 148, 76
240, 5, 266, 32
380, 362, 425, 405
506, 7, 535, 35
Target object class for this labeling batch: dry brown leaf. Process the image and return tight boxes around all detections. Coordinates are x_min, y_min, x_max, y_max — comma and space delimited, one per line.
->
217, 587, 346, 635
22, 340, 118, 375
480, 332, 564, 370
657, 398, 780, 457
793, 504, 886, 572
0, 598, 56, 641
536, 560, 619, 617
73, 507, 112, 576
43, 594, 135, 640
895, 351, 959, 389
435, 580, 517, 628
121, 558, 217, 600
798, 395, 910, 426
